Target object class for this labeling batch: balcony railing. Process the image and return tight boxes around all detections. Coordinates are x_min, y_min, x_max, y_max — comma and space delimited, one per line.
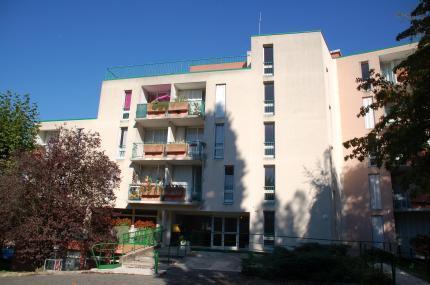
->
264, 186, 275, 201
264, 100, 274, 115
105, 55, 247, 80
132, 141, 205, 160
128, 183, 201, 203
394, 192, 430, 210
263, 61, 274, 75
264, 142, 275, 157
136, 100, 205, 119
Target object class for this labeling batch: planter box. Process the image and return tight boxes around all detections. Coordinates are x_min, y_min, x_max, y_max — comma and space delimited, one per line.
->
165, 143, 187, 154
168, 102, 188, 113
147, 102, 169, 114
164, 185, 186, 201
140, 184, 162, 199
144, 144, 164, 154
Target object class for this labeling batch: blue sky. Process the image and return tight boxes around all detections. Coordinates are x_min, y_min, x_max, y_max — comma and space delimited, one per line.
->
0, 0, 417, 120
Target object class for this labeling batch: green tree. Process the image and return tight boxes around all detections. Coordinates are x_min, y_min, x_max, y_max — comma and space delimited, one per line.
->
0, 90, 39, 170
343, 0, 430, 192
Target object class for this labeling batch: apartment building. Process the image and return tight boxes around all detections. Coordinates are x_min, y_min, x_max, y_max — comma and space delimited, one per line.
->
38, 31, 418, 251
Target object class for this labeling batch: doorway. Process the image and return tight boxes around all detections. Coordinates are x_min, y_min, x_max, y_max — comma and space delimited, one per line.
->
211, 217, 239, 249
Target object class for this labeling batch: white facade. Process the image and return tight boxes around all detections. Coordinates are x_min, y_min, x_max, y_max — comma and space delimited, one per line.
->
39, 31, 418, 250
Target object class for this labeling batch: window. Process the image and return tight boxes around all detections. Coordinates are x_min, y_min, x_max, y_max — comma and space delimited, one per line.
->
264, 82, 274, 115
371, 216, 384, 248
360, 61, 370, 80
122, 90, 132, 119
264, 166, 275, 201
369, 174, 382, 209
264, 123, 275, 157
362, 97, 375, 129
118, 127, 128, 158
178, 89, 203, 101
214, 123, 224, 159
224, 166, 234, 204
263, 211, 275, 246
263, 45, 274, 75
186, 127, 204, 143
144, 128, 167, 144
215, 84, 226, 118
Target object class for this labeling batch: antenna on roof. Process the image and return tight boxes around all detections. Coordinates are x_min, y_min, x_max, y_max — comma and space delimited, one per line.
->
258, 12, 262, 35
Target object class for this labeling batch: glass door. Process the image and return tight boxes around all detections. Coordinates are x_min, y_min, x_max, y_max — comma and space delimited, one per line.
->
211, 217, 239, 249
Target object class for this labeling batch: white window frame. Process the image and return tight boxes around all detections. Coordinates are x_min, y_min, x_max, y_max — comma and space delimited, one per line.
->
117, 127, 128, 159
263, 45, 274, 76
121, 90, 132, 120
215, 84, 226, 118
362, 97, 375, 129
369, 174, 382, 210
214, 123, 224, 159
224, 166, 234, 204
371, 215, 384, 248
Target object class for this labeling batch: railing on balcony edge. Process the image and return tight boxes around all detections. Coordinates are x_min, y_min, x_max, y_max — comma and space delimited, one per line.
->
128, 184, 202, 203
264, 142, 275, 157
136, 100, 205, 119
105, 55, 248, 80
264, 186, 275, 201
264, 100, 274, 115
132, 141, 205, 160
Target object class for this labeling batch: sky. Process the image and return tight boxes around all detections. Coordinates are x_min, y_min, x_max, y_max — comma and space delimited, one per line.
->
0, 0, 418, 120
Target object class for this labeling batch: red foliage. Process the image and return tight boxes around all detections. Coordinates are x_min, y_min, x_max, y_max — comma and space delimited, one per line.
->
0, 128, 121, 270
112, 218, 132, 226
134, 220, 156, 229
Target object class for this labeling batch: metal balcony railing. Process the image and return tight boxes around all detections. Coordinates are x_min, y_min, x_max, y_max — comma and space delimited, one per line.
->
264, 100, 274, 115
105, 55, 248, 80
136, 100, 205, 119
264, 186, 275, 201
264, 142, 275, 157
132, 141, 205, 160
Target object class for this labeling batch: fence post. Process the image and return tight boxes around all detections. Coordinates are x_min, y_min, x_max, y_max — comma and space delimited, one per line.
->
391, 256, 396, 285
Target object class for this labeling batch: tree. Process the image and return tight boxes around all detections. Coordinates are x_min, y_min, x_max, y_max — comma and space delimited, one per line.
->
343, 0, 430, 193
0, 128, 121, 270
0, 90, 39, 171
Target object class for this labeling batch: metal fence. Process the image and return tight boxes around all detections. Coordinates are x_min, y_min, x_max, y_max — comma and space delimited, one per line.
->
106, 55, 248, 80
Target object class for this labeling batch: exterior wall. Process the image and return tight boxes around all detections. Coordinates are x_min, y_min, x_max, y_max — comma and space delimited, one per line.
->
38, 32, 417, 249
335, 43, 416, 242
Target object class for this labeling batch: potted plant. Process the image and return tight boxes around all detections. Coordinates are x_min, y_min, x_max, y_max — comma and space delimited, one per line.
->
148, 100, 169, 115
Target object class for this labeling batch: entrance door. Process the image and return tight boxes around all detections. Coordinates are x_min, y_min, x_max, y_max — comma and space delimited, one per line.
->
211, 217, 239, 249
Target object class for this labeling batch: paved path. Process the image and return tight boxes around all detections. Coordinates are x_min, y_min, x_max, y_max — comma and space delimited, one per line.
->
383, 263, 430, 285
0, 269, 287, 285
172, 251, 245, 272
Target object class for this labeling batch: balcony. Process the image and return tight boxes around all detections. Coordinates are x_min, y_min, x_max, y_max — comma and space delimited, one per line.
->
128, 183, 201, 205
135, 100, 205, 127
394, 193, 430, 212
131, 141, 205, 165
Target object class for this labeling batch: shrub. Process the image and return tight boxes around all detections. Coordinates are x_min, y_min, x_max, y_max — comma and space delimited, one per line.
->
242, 243, 391, 284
